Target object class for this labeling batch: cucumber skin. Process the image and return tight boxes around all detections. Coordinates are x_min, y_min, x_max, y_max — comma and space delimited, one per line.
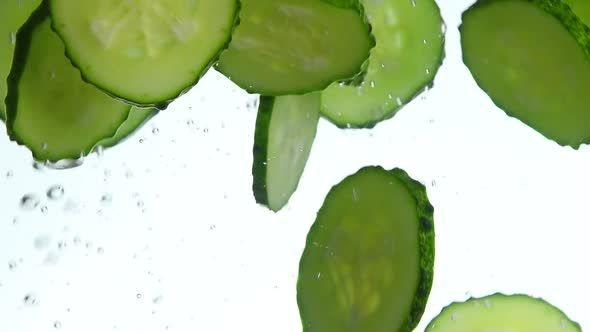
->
96, 107, 159, 149
460, 0, 590, 148
296, 166, 435, 332
251, 96, 275, 208
47, 0, 241, 109
5, 1, 129, 162
425, 293, 582, 331
321, 1, 445, 129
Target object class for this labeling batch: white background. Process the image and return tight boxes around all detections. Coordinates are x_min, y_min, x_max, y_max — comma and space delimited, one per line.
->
1, 0, 588, 330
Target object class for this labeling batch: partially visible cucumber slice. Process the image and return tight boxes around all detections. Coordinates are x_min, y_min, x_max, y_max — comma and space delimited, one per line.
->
216, 0, 374, 95
425, 293, 582, 332
1, 0, 43, 121
564, 0, 590, 23
6, 2, 130, 162
460, 0, 590, 148
252, 93, 320, 212
49, 0, 239, 107
297, 166, 435, 332
321, 0, 445, 128
97, 107, 159, 149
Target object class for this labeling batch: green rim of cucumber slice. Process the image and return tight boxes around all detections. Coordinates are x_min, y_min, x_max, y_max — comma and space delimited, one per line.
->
297, 166, 435, 332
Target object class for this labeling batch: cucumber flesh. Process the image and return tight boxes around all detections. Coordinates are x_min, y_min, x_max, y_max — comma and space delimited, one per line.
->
460, 0, 590, 148
297, 166, 435, 332
97, 107, 159, 149
48, 0, 239, 107
1, 0, 43, 121
321, 0, 445, 128
6, 2, 130, 162
216, 0, 373, 95
252, 93, 320, 212
425, 293, 582, 332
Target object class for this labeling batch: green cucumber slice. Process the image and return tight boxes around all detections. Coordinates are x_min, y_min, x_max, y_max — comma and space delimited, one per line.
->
460, 0, 590, 148
1, 0, 43, 121
321, 0, 445, 128
216, 0, 374, 95
297, 166, 435, 332
6, 2, 130, 162
252, 93, 320, 212
425, 293, 582, 332
564, 0, 590, 24
48, 0, 239, 107
97, 107, 159, 149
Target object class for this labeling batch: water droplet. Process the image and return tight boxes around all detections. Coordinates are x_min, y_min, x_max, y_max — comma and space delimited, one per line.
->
396, 97, 403, 106
40, 205, 48, 213
209, 224, 216, 230
47, 185, 65, 200
431, 180, 436, 187
8, 260, 17, 270
203, 128, 209, 133
10, 31, 16, 45
369, 80, 375, 88
54, 321, 62, 329
152, 127, 159, 135
136, 293, 142, 299
23, 293, 39, 306
423, 39, 428, 45
34, 236, 51, 250
139, 138, 145, 144
100, 194, 112, 205
187, 119, 194, 126
316, 272, 321, 279
20, 194, 40, 211
426, 68, 431, 75
6, 170, 13, 179
97, 247, 104, 254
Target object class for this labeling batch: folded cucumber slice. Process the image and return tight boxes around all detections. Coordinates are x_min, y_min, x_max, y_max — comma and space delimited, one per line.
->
216, 0, 374, 95
321, 0, 445, 128
252, 93, 320, 212
0, 0, 43, 121
6, 2, 130, 162
48, 0, 239, 107
97, 107, 159, 149
460, 0, 590, 148
425, 293, 582, 332
297, 166, 435, 332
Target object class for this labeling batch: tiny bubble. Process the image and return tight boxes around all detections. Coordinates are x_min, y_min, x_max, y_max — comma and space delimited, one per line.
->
46, 185, 65, 200
8, 260, 17, 270
203, 128, 209, 133
20, 194, 40, 211
136, 293, 142, 299
139, 138, 144, 144
97, 247, 104, 254
23, 293, 38, 306
316, 272, 321, 279
10, 31, 16, 45
6, 170, 13, 179
40, 206, 48, 213
54, 321, 61, 329
100, 194, 112, 205
152, 127, 159, 135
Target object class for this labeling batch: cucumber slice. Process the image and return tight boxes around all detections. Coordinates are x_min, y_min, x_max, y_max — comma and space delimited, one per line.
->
6, 2, 130, 162
216, 0, 374, 95
321, 0, 445, 128
252, 93, 320, 212
297, 166, 435, 332
0, 0, 43, 121
565, 0, 590, 24
97, 107, 159, 149
425, 293, 582, 332
460, 0, 590, 148
48, 0, 239, 107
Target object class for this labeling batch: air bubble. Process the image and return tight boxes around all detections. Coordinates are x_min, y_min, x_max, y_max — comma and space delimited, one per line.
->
426, 68, 431, 75
451, 312, 459, 321
316, 272, 321, 279
10, 32, 16, 45
6, 170, 13, 179
369, 80, 375, 88
100, 194, 112, 205
423, 39, 428, 45
97, 247, 105, 254
47, 185, 65, 200
54, 321, 62, 329
411, 0, 416, 6
20, 194, 40, 211
23, 293, 39, 306
396, 97, 403, 106
8, 260, 17, 270
152, 127, 159, 135
40, 206, 48, 213
139, 138, 145, 144
136, 293, 142, 299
